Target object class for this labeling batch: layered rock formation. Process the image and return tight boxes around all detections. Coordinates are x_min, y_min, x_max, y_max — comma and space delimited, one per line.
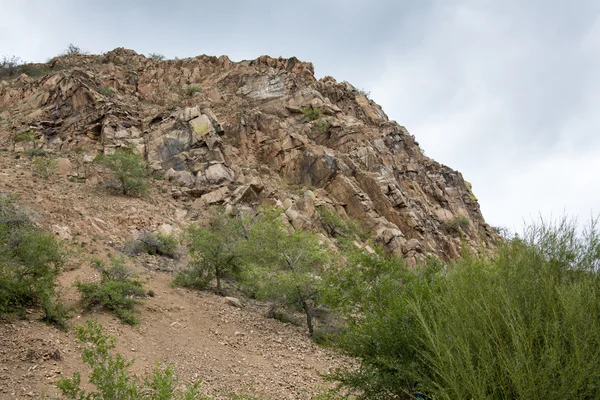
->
0, 48, 497, 264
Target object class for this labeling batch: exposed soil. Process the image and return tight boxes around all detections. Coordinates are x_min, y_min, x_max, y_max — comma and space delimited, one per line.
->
0, 153, 350, 399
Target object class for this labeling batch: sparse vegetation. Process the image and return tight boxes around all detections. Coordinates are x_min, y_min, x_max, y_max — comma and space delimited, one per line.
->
0, 55, 24, 78
32, 156, 57, 179
149, 53, 166, 61
444, 214, 470, 234
125, 231, 179, 259
314, 118, 331, 133
57, 320, 207, 399
0, 194, 69, 327
98, 85, 114, 97
301, 106, 323, 121
186, 84, 203, 97
13, 131, 36, 144
62, 43, 85, 56
95, 148, 149, 196
318, 207, 369, 241
75, 257, 146, 324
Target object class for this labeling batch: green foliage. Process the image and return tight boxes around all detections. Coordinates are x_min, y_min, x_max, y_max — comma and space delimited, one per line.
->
149, 53, 166, 61
57, 320, 208, 399
314, 118, 331, 133
76, 257, 146, 324
32, 156, 57, 179
26, 149, 49, 157
318, 207, 369, 241
444, 214, 470, 234
241, 207, 332, 335
98, 85, 114, 97
328, 218, 600, 399
300, 106, 323, 121
0, 194, 68, 327
13, 131, 36, 144
95, 148, 149, 196
174, 208, 246, 295
125, 231, 179, 259
186, 85, 203, 97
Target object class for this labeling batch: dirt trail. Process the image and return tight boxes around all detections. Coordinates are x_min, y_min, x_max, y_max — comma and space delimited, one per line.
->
0, 153, 349, 399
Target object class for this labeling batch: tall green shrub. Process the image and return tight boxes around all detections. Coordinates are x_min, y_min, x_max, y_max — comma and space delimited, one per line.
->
0, 194, 69, 326
329, 218, 600, 399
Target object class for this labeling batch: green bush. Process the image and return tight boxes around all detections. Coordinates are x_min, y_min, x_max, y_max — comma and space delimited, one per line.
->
328, 218, 600, 399
57, 320, 207, 399
95, 148, 149, 196
13, 131, 36, 144
0, 194, 69, 327
125, 231, 179, 259
314, 119, 331, 133
76, 257, 146, 324
32, 156, 57, 179
300, 106, 323, 121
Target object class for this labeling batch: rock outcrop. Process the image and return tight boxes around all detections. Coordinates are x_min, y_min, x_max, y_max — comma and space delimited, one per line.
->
0, 48, 497, 263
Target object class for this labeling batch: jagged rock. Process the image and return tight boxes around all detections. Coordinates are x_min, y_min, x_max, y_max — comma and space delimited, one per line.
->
0, 47, 497, 260
201, 187, 230, 205
205, 163, 234, 184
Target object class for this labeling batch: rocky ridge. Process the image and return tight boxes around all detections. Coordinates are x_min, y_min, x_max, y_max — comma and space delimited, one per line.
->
0, 48, 497, 263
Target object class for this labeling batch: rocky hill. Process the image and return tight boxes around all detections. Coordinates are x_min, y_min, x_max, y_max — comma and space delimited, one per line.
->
0, 48, 496, 265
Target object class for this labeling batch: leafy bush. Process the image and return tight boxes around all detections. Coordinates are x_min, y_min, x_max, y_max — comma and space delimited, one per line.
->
125, 231, 179, 259
0, 194, 69, 327
32, 156, 57, 179
328, 218, 600, 399
443, 214, 470, 234
95, 148, 149, 196
301, 106, 323, 121
174, 208, 246, 295
57, 320, 207, 399
76, 257, 146, 324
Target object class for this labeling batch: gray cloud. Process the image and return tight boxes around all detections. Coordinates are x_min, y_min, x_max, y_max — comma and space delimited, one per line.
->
1, 0, 598, 231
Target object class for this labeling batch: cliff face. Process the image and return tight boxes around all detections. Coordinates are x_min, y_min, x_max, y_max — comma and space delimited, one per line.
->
0, 48, 496, 264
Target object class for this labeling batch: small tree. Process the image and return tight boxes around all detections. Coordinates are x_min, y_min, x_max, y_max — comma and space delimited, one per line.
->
0, 55, 23, 78
148, 53, 165, 61
96, 148, 149, 196
243, 208, 331, 336
174, 208, 246, 295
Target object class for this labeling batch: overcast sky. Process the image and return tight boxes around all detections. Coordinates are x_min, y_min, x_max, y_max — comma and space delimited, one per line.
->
1, 0, 599, 232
